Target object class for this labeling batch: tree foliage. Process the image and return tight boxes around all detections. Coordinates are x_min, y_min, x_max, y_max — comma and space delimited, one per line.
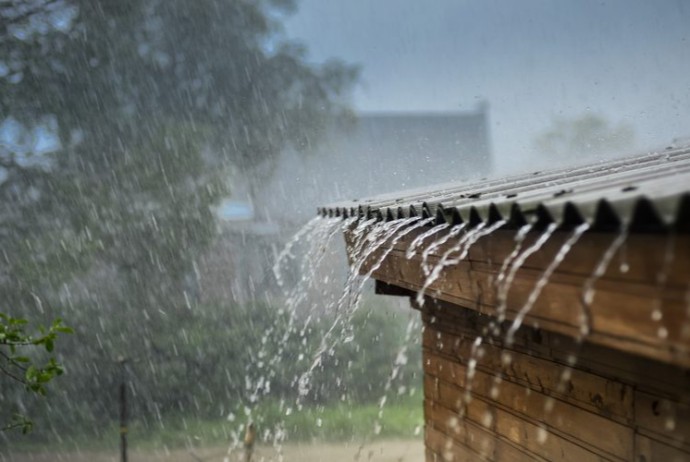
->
533, 113, 635, 159
0, 0, 358, 435
0, 314, 72, 432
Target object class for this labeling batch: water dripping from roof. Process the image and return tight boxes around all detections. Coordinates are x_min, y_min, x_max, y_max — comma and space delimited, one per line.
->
580, 227, 629, 339
505, 222, 590, 345
495, 223, 559, 327
297, 217, 423, 401
406, 222, 450, 260
420, 224, 466, 275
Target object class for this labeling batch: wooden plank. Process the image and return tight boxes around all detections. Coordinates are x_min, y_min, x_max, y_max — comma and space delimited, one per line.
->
422, 325, 635, 422
422, 300, 690, 413
635, 391, 690, 450
427, 394, 612, 462
424, 399, 545, 462
425, 426, 489, 462
424, 351, 635, 460
635, 434, 690, 462
491, 401, 611, 462
362, 246, 690, 367
373, 226, 690, 287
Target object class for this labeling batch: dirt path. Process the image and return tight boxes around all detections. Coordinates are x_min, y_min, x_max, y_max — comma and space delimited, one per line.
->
3, 440, 423, 462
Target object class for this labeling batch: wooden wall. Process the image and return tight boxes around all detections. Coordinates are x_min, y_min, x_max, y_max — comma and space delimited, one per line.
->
419, 298, 690, 462
354, 227, 690, 368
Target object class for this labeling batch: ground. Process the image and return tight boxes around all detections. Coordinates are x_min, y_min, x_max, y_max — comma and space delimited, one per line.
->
1, 440, 423, 462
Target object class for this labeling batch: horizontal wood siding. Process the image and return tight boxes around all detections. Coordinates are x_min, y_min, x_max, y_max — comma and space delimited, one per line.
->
421, 302, 690, 462
346, 226, 690, 368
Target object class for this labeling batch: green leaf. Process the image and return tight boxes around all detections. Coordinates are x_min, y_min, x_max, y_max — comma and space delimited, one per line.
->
26, 365, 37, 381
12, 356, 30, 363
56, 327, 74, 334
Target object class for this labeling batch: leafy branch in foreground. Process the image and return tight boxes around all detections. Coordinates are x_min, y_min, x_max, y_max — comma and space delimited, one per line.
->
0, 314, 73, 432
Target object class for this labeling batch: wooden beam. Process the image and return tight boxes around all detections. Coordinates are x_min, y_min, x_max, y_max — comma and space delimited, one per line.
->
345, 225, 690, 367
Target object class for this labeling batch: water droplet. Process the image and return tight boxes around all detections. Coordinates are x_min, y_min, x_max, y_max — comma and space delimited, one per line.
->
658, 327, 668, 339
481, 411, 493, 428
665, 417, 676, 431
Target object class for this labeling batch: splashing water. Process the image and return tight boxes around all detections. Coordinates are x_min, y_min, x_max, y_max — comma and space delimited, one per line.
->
359, 217, 435, 288
495, 224, 533, 289
416, 220, 507, 307
486, 223, 533, 334
406, 223, 450, 259
228, 215, 348, 456
461, 336, 484, 405
373, 316, 420, 435
505, 223, 590, 345
298, 217, 425, 400
273, 216, 323, 287
580, 228, 629, 339
420, 224, 466, 275
649, 233, 677, 342
495, 223, 559, 326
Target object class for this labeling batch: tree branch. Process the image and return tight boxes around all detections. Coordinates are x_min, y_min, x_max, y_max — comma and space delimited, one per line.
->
0, 349, 28, 371
0, 361, 26, 385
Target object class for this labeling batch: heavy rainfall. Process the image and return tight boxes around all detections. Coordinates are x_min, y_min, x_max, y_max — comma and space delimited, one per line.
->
1, 1, 689, 462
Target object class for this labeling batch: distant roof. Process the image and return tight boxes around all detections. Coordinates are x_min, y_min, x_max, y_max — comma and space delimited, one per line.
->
258, 107, 493, 223
318, 145, 690, 232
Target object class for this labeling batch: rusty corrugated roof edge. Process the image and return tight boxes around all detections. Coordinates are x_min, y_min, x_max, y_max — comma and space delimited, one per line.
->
317, 146, 690, 232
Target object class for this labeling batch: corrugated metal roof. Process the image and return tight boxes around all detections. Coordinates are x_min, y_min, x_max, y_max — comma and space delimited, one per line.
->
318, 145, 690, 232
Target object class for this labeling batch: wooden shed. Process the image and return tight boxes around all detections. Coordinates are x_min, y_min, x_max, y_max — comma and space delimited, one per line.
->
319, 147, 690, 461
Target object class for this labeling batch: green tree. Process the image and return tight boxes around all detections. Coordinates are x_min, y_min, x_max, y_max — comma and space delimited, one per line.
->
0, 0, 357, 435
0, 314, 72, 433
534, 113, 635, 159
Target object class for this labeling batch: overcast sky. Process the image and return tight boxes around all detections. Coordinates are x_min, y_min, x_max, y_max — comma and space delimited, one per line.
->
284, 0, 690, 171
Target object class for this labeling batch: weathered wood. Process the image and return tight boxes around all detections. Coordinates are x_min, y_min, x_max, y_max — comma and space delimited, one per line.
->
635, 434, 690, 462
419, 302, 690, 461
424, 351, 635, 460
422, 325, 635, 422
635, 391, 690, 449
360, 244, 690, 367
425, 425, 489, 461
421, 298, 690, 399
424, 399, 545, 461
346, 216, 690, 460
345, 222, 690, 367
427, 394, 611, 462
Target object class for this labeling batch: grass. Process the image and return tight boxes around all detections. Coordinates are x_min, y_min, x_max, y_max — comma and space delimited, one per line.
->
3, 398, 423, 454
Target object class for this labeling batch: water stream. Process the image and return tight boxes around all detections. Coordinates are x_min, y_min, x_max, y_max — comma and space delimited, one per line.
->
580, 228, 629, 338
505, 222, 590, 345
495, 223, 559, 325
415, 220, 508, 308
406, 223, 450, 260
420, 224, 466, 275
264, 210, 682, 455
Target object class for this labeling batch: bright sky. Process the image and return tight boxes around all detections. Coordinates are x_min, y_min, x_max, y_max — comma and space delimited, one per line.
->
284, 0, 690, 171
